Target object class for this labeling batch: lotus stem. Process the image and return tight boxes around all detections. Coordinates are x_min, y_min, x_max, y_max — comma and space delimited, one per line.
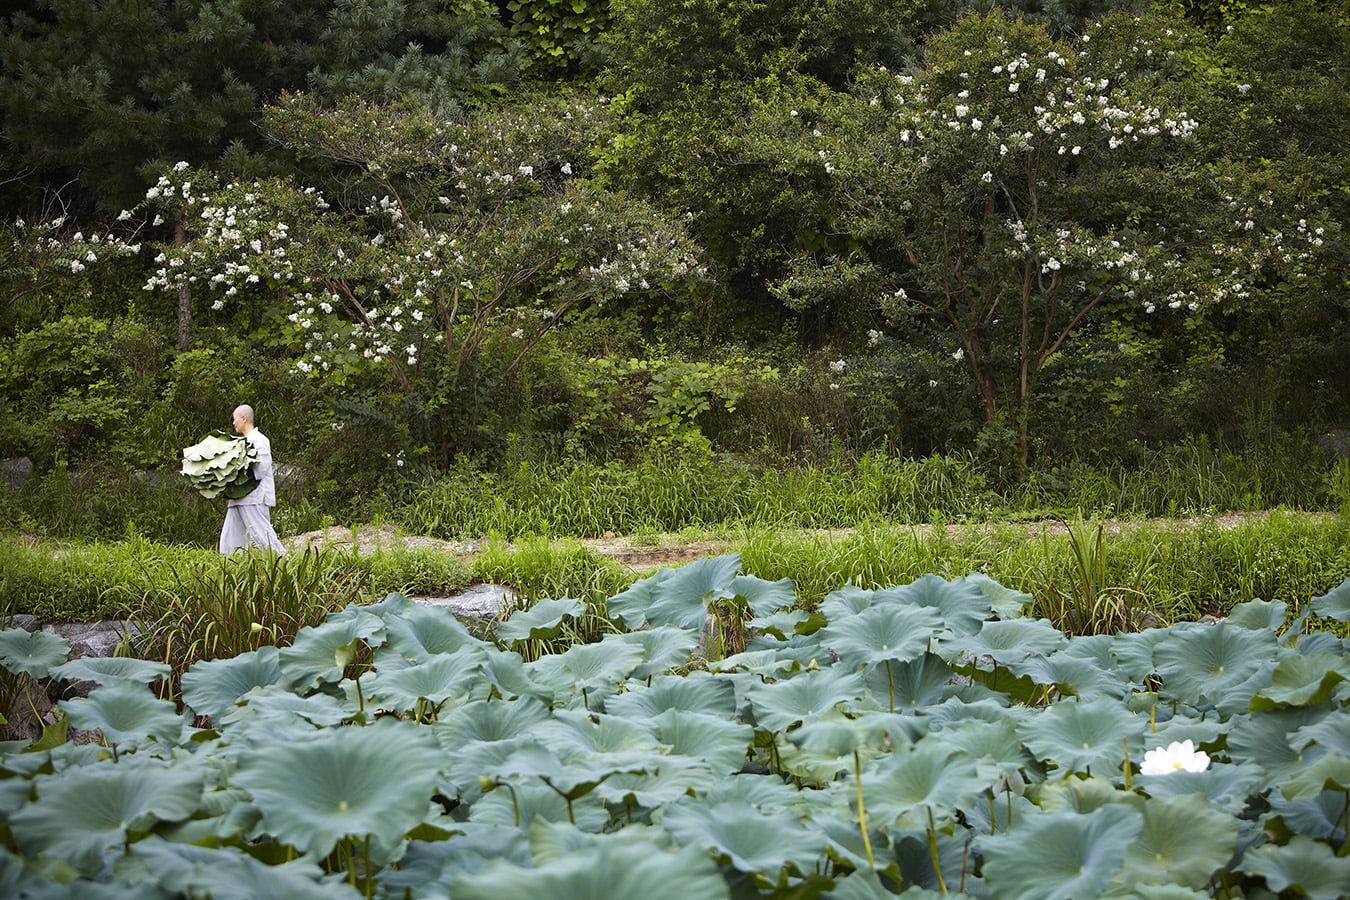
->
927, 808, 949, 895
1122, 738, 1132, 790
853, 749, 874, 869
885, 660, 895, 713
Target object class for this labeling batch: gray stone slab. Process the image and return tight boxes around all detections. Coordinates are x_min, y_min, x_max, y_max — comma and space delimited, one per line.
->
415, 584, 517, 619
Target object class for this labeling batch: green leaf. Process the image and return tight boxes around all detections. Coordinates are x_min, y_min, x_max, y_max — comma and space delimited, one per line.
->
744, 665, 865, 732
233, 719, 443, 858
1113, 794, 1238, 889
60, 681, 186, 746
1153, 622, 1281, 710
819, 602, 944, 668
979, 805, 1144, 900
496, 597, 587, 645
602, 626, 700, 679
1239, 834, 1350, 900
433, 697, 553, 751
10, 757, 204, 874
452, 839, 730, 900
860, 740, 987, 829
366, 645, 487, 712
527, 634, 646, 700
864, 652, 954, 710
118, 839, 362, 900
278, 618, 380, 689
1018, 697, 1143, 774
874, 574, 991, 636
731, 574, 797, 617
181, 646, 285, 721
378, 601, 485, 664
1250, 653, 1350, 710
647, 709, 753, 773
1226, 598, 1288, 631
52, 655, 170, 686
1309, 577, 1350, 622
0, 628, 70, 678
959, 572, 1033, 619
606, 672, 737, 720
943, 617, 1066, 665
592, 755, 712, 809
606, 554, 743, 630
660, 801, 828, 877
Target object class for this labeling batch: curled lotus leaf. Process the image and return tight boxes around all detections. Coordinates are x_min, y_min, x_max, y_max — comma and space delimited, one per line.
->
1138, 761, 1265, 814
978, 804, 1144, 900
731, 573, 797, 617
1238, 834, 1350, 900
601, 626, 700, 680
220, 684, 348, 730
744, 665, 866, 733
451, 837, 730, 900
1309, 577, 1350, 622
860, 740, 987, 829
495, 597, 587, 646
0, 628, 70, 679
1225, 597, 1288, 631
941, 617, 1066, 667
606, 554, 743, 630
1290, 709, 1350, 756
181, 646, 285, 721
819, 585, 877, 621
117, 838, 361, 900
646, 708, 753, 774
872, 574, 991, 636
52, 655, 170, 686
526, 633, 645, 699
468, 778, 609, 830
592, 755, 713, 809
1018, 696, 1143, 775
365, 645, 488, 712
278, 616, 385, 689
10, 757, 203, 874
958, 572, 1033, 619
1153, 622, 1282, 709
659, 801, 829, 878
1249, 653, 1350, 711
233, 720, 443, 859
539, 708, 663, 756
60, 681, 187, 747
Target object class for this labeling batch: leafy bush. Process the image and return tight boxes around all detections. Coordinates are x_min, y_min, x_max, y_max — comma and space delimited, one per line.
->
1, 559, 1346, 897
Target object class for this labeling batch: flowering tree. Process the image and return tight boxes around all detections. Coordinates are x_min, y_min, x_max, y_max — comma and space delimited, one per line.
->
772, 11, 1331, 468
2, 213, 142, 329
143, 93, 706, 465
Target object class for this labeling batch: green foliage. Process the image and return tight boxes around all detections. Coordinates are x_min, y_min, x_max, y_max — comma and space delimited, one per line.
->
0, 560, 1346, 896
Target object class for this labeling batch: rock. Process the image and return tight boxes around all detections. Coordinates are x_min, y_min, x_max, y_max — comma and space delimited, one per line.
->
41, 620, 146, 660
1, 614, 41, 633
1, 457, 33, 491
415, 584, 516, 620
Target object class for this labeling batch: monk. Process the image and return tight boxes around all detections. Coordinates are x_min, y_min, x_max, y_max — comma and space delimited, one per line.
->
218, 404, 286, 554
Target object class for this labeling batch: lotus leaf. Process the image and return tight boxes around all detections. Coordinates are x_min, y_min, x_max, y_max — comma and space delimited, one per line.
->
278, 616, 384, 689
378, 826, 530, 896
1111, 793, 1239, 889
1310, 577, 1350, 622
647, 708, 754, 773
52, 655, 169, 686
1277, 752, 1350, 801
862, 652, 954, 711
1225, 597, 1288, 631
10, 757, 203, 874
220, 684, 349, 729
959, 572, 1033, 619
1018, 696, 1143, 774
860, 740, 987, 829
1153, 623, 1282, 709
0, 628, 70, 678
731, 573, 798, 617
592, 755, 713, 808
1267, 788, 1350, 843
1250, 652, 1350, 710
1290, 709, 1350, 756
818, 602, 945, 668
433, 697, 552, 751
1227, 707, 1329, 782
376, 602, 490, 665
605, 672, 737, 719
233, 720, 443, 858
365, 645, 487, 712
819, 585, 878, 620
59, 681, 187, 747
526, 634, 646, 702
1239, 834, 1350, 900
180, 646, 285, 721
602, 626, 700, 679
606, 554, 743, 630
979, 804, 1144, 900
660, 801, 829, 877
468, 779, 609, 829
451, 838, 730, 900
745, 665, 866, 733
495, 597, 587, 645
873, 575, 991, 636
117, 839, 360, 900
942, 617, 1066, 666
541, 708, 664, 756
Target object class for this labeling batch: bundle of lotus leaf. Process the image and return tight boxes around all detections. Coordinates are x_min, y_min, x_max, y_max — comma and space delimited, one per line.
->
181, 433, 259, 500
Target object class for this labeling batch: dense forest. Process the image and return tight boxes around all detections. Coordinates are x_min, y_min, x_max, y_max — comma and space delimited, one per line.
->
2, 0, 1348, 537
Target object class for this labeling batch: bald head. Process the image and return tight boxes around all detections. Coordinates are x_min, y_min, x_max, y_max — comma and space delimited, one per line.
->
232, 405, 255, 434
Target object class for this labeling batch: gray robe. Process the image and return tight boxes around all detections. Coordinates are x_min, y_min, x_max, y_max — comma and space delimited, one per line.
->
219, 429, 285, 553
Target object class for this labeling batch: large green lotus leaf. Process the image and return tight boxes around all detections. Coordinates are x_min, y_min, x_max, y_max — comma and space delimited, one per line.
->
1153, 623, 1282, 709
468, 779, 609, 830
941, 617, 1066, 667
893, 827, 980, 895
1277, 753, 1350, 801
442, 736, 537, 797
452, 838, 730, 900
944, 717, 1034, 784
365, 645, 487, 711
1310, 577, 1350, 622
819, 585, 878, 620
1268, 788, 1350, 842
527, 635, 646, 699
180, 646, 284, 721
979, 804, 1144, 900
233, 719, 442, 858
873, 574, 991, 636
647, 708, 753, 773
52, 655, 170, 686
861, 740, 987, 829
1018, 697, 1143, 775
1109, 629, 1171, 684
749, 608, 816, 641
1137, 761, 1265, 813
1227, 707, 1329, 781
1250, 653, 1350, 710
496, 597, 587, 645
1101, 884, 1212, 900
709, 647, 802, 678
432, 697, 552, 752
1111, 793, 1238, 889
11, 757, 204, 874
862, 652, 954, 711
540, 708, 663, 756
278, 618, 378, 689
959, 572, 1033, 619
1033, 775, 1138, 815
825, 868, 934, 899
924, 696, 1030, 731
117, 838, 360, 900
60, 681, 187, 747
378, 826, 530, 897
480, 647, 553, 701
789, 714, 903, 759
490, 741, 653, 802
602, 626, 700, 679
1226, 597, 1288, 631
1239, 834, 1350, 900
732, 573, 798, 617
819, 603, 944, 668
745, 666, 866, 733
377, 601, 484, 664
592, 755, 713, 809
0, 628, 70, 678
606, 554, 743, 630
704, 773, 820, 817
605, 672, 737, 720
1290, 709, 1350, 756
525, 818, 682, 866
1019, 651, 1124, 699
660, 800, 829, 877
220, 684, 348, 729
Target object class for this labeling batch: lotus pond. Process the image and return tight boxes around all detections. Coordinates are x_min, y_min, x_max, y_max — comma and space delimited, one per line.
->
1, 555, 1348, 899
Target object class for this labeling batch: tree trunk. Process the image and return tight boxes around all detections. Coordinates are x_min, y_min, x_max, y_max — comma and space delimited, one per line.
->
175, 211, 191, 351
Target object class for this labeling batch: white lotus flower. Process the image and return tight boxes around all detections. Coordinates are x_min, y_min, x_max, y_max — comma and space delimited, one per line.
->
1140, 740, 1210, 775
